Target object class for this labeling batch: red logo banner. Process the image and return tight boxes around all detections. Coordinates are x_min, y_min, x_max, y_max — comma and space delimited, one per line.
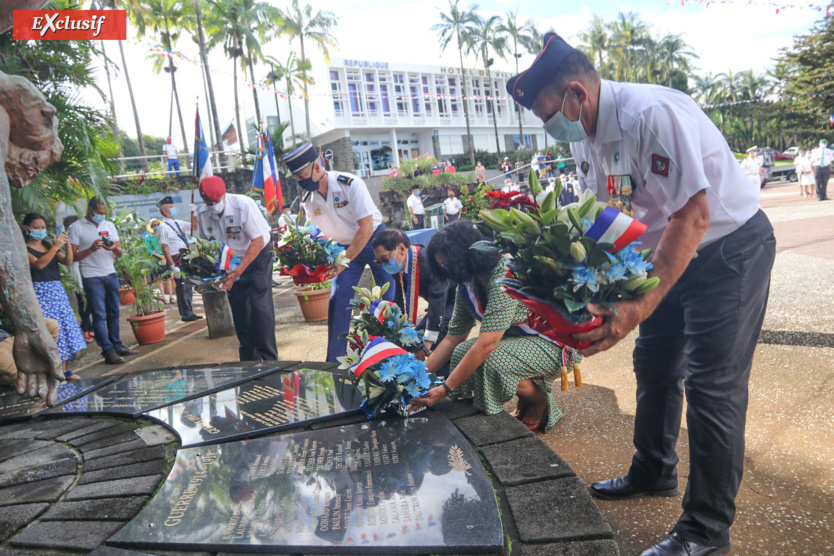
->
13, 10, 126, 40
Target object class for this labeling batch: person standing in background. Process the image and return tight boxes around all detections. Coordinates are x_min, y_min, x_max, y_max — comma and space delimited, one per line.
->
810, 138, 833, 201
443, 189, 463, 222
741, 146, 762, 189
156, 196, 202, 322
475, 161, 486, 183
407, 184, 426, 229
162, 137, 180, 177
63, 215, 94, 344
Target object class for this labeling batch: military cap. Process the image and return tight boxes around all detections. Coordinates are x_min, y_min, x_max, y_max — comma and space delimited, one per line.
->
506, 32, 577, 110
199, 175, 226, 201
156, 195, 174, 207
820, 139, 829, 144
282, 141, 320, 174
746, 146, 758, 153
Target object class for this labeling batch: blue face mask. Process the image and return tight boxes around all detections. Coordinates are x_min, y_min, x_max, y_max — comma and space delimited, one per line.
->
29, 229, 47, 241
152, 226, 159, 233
170, 207, 178, 218
298, 166, 321, 192
91, 214, 105, 224
381, 252, 403, 274
414, 190, 421, 196
543, 90, 587, 143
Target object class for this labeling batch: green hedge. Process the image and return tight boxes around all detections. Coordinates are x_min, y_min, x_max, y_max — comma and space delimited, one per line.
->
382, 172, 476, 194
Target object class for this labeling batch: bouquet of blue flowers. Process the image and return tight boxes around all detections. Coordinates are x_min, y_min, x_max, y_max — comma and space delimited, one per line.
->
342, 335, 439, 418
475, 168, 659, 349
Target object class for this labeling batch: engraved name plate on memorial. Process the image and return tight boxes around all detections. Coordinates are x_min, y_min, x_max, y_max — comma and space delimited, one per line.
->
108, 414, 504, 554
44, 363, 293, 418
143, 368, 363, 447
0, 375, 118, 423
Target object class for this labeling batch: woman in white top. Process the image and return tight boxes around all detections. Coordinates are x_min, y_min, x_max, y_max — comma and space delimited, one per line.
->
797, 151, 813, 198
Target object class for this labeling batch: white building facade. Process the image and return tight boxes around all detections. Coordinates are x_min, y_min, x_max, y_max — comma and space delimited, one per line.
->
254, 58, 548, 177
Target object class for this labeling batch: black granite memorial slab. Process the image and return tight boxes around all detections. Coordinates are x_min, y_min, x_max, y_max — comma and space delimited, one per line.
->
43, 364, 290, 418
0, 376, 118, 424
108, 414, 503, 554
143, 368, 363, 448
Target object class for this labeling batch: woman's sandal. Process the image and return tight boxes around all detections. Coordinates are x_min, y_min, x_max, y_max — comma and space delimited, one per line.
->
64, 371, 81, 381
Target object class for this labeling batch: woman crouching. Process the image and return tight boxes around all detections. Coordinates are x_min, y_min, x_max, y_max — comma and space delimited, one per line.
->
410, 220, 574, 431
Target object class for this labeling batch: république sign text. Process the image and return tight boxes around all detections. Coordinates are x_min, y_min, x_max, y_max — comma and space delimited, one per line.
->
13, 10, 127, 40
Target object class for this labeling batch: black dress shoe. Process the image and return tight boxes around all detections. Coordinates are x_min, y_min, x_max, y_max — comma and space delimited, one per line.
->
590, 475, 679, 500
181, 314, 203, 322
115, 346, 138, 356
103, 349, 125, 365
639, 532, 731, 556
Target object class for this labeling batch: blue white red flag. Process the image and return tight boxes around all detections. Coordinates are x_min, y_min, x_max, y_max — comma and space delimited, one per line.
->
251, 133, 278, 215
829, 113, 833, 127
264, 132, 283, 214
370, 300, 398, 324
215, 244, 235, 271
192, 106, 213, 180
350, 337, 407, 377
584, 206, 647, 252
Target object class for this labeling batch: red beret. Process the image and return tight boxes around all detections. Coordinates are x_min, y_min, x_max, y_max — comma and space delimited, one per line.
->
199, 175, 226, 201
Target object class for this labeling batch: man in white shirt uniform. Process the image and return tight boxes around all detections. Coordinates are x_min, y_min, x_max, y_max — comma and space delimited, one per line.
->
283, 142, 395, 362
156, 195, 202, 322
740, 146, 762, 189
162, 137, 180, 177
809, 138, 833, 201
443, 189, 463, 222
195, 176, 276, 361
407, 184, 425, 229
508, 33, 775, 556
69, 197, 138, 365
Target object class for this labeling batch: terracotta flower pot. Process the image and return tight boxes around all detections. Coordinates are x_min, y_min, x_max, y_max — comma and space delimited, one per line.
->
294, 287, 330, 322
119, 286, 135, 305
127, 310, 167, 345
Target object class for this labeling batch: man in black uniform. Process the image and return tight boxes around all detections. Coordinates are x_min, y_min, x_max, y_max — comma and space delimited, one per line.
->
194, 176, 277, 361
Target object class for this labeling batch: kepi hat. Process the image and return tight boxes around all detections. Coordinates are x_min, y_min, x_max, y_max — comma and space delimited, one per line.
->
507, 32, 578, 110
282, 142, 320, 174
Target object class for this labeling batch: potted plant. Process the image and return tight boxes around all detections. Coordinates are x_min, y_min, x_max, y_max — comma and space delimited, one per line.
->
275, 224, 349, 322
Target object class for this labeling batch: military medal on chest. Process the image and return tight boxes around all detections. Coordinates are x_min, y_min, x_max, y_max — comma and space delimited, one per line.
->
607, 175, 635, 217
314, 209, 322, 216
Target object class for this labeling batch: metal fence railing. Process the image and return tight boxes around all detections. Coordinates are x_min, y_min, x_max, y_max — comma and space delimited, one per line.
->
111, 151, 243, 180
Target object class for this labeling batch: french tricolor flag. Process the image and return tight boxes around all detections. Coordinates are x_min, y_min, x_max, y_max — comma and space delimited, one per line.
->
370, 300, 397, 324
829, 113, 834, 127
584, 206, 647, 252
350, 337, 407, 377
215, 244, 235, 271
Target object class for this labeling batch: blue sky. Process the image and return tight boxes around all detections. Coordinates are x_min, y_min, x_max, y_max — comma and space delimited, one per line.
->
99, 0, 825, 140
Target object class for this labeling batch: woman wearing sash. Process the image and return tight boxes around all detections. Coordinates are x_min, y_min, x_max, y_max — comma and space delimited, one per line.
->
410, 220, 575, 431
371, 229, 455, 369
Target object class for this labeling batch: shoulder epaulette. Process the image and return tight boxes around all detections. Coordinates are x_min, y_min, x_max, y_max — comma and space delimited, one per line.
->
337, 174, 354, 186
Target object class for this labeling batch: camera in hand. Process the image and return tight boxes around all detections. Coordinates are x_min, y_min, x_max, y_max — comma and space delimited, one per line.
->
101, 237, 114, 248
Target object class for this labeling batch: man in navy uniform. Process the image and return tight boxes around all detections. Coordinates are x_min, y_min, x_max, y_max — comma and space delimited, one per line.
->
283, 142, 394, 362
508, 33, 776, 556
195, 176, 277, 361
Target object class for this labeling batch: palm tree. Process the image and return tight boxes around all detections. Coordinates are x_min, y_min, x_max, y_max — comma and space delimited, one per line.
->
523, 19, 551, 55
692, 72, 719, 105
466, 13, 507, 159
608, 12, 652, 82
577, 15, 609, 69
93, 0, 148, 171
499, 10, 532, 148
190, 0, 222, 159
98, 42, 124, 173
130, 0, 190, 156
658, 33, 698, 88
264, 53, 314, 149
279, 0, 338, 141
432, 0, 479, 165
204, 0, 273, 153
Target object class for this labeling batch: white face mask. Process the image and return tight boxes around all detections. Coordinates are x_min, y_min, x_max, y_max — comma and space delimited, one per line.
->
210, 199, 225, 214
543, 90, 588, 143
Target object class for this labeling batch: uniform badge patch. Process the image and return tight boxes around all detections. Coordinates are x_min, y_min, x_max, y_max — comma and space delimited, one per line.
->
581, 161, 590, 175
613, 150, 620, 165
651, 154, 670, 177
314, 209, 322, 216
334, 200, 349, 209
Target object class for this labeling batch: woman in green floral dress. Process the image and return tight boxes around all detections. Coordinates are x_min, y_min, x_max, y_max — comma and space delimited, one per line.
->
410, 220, 576, 431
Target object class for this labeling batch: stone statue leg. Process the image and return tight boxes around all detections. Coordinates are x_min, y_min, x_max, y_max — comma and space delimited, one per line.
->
0, 71, 64, 405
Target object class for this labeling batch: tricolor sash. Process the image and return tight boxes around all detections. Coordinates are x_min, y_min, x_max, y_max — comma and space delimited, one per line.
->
584, 206, 646, 253
350, 336, 407, 377
459, 282, 567, 348
401, 246, 421, 325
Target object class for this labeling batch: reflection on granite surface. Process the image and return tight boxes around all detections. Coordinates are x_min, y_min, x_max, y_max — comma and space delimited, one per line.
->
0, 376, 117, 423
143, 369, 363, 447
109, 414, 503, 554
44, 365, 286, 418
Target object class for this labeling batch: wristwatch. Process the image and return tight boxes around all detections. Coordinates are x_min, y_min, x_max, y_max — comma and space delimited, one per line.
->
441, 381, 453, 395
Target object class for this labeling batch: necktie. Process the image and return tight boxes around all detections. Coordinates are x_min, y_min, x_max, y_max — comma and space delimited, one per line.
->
822, 149, 826, 166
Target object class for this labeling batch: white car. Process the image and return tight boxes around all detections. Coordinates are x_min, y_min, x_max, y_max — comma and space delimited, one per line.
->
783, 147, 800, 157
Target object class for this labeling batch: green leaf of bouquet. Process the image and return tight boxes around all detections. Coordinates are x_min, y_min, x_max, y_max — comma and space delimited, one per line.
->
500, 231, 529, 244
567, 208, 583, 232
588, 249, 612, 267
533, 256, 560, 272
577, 195, 598, 218
564, 297, 586, 313
471, 240, 503, 253
529, 166, 542, 196
596, 242, 615, 251
541, 209, 560, 225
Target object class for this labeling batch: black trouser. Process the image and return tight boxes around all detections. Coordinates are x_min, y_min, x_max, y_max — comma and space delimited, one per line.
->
446, 212, 460, 223
627, 210, 775, 546
814, 166, 830, 200
413, 214, 425, 229
75, 292, 93, 333
174, 276, 195, 318
227, 246, 277, 361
